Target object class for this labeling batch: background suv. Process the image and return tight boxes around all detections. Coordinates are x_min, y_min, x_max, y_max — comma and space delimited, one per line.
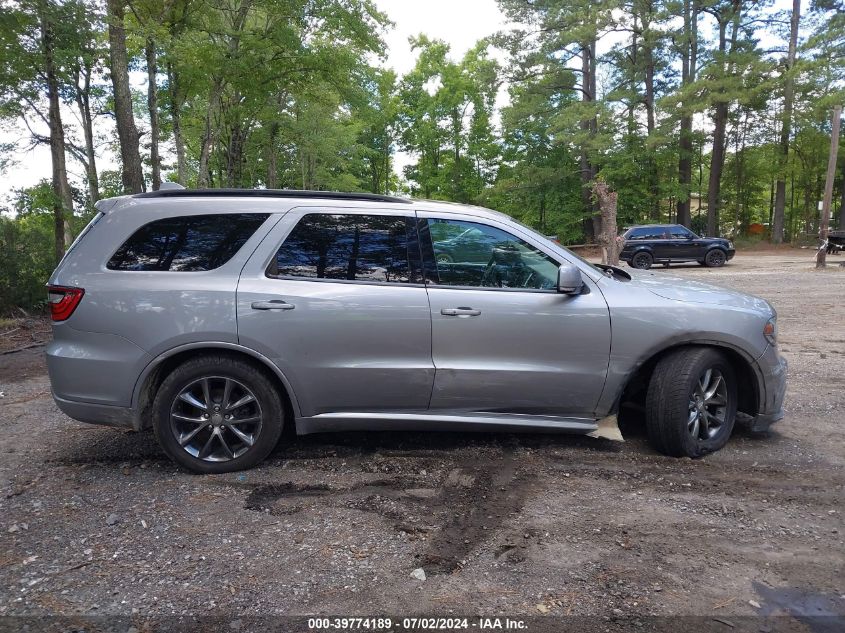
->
46, 189, 784, 473
620, 224, 735, 269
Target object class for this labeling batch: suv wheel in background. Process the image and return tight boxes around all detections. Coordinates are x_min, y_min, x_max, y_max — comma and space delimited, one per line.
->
631, 251, 654, 270
645, 347, 737, 458
704, 249, 727, 267
153, 354, 284, 473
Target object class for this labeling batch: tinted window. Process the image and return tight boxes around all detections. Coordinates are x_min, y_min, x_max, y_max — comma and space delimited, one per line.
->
424, 219, 559, 290
670, 226, 693, 238
627, 227, 668, 240
108, 214, 269, 271
270, 214, 414, 283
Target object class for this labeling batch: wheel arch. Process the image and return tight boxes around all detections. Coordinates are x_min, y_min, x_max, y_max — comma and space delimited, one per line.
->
705, 245, 729, 257
614, 341, 760, 419
131, 342, 300, 432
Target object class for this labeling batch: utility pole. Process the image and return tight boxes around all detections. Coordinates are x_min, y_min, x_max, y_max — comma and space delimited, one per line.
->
817, 105, 842, 268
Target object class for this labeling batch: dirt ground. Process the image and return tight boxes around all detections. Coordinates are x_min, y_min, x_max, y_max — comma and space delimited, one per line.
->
0, 252, 843, 629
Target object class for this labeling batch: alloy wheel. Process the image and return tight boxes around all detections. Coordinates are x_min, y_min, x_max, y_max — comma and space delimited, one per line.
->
170, 376, 263, 462
687, 368, 728, 440
707, 250, 726, 266
632, 252, 652, 269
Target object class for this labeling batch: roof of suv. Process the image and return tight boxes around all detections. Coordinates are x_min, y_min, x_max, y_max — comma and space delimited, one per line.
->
134, 188, 412, 204
112, 188, 515, 223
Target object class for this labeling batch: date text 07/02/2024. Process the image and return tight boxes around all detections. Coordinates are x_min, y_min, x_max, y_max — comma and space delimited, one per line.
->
307, 617, 528, 631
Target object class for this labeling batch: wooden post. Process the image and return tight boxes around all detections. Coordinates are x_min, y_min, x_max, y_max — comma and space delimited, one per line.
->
817, 105, 842, 268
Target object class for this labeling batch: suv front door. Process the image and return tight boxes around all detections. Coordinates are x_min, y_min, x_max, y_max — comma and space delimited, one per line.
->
419, 213, 611, 417
237, 208, 434, 419
668, 225, 698, 259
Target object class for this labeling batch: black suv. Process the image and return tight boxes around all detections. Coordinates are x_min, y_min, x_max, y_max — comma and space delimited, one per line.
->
620, 224, 735, 270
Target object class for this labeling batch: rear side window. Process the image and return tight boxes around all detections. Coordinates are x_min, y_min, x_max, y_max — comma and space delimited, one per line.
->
626, 227, 667, 240
268, 213, 415, 283
107, 214, 268, 271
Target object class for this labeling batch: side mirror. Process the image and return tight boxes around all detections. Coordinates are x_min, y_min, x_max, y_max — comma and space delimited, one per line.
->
557, 263, 584, 295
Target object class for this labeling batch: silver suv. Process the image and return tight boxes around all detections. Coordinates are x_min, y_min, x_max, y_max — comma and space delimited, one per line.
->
46, 189, 787, 473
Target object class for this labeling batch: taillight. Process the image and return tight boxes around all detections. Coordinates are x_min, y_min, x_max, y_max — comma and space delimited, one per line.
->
47, 285, 85, 322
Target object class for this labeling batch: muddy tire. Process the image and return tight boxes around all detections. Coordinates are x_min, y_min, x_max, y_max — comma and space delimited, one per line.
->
645, 347, 737, 458
153, 354, 284, 474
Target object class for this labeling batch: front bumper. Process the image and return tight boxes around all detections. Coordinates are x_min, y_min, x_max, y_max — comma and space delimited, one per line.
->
726, 248, 736, 260
749, 345, 787, 432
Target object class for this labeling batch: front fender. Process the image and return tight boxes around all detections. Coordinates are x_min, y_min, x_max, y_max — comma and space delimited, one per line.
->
595, 335, 765, 418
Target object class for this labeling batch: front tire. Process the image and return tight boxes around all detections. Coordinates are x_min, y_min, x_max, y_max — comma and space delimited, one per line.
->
704, 249, 727, 267
153, 355, 284, 473
645, 347, 737, 458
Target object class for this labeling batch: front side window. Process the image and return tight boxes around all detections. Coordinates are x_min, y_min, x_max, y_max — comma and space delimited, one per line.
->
107, 213, 269, 271
423, 218, 559, 290
670, 226, 693, 239
269, 213, 414, 283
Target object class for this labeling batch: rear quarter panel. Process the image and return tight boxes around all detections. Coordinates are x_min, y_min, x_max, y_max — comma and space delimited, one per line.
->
47, 197, 287, 406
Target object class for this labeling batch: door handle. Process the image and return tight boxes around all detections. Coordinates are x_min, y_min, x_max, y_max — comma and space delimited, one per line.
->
441, 307, 481, 317
251, 300, 295, 311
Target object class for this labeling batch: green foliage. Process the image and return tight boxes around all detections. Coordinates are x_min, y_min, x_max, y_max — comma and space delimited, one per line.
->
0, 211, 55, 313
398, 37, 501, 202
0, 181, 95, 314
1, 0, 844, 311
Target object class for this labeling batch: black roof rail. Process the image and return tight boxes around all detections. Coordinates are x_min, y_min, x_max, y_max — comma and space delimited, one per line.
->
133, 188, 411, 204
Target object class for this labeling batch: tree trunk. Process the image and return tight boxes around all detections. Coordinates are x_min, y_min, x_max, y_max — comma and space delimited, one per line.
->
145, 37, 161, 191
839, 157, 845, 229
642, 7, 659, 220
772, 0, 800, 243
38, 0, 73, 261
706, 2, 739, 237
167, 63, 187, 185
816, 105, 841, 267
225, 121, 246, 187
594, 180, 619, 265
266, 122, 279, 189
75, 60, 99, 204
107, 0, 144, 193
580, 38, 598, 241
198, 80, 222, 188
677, 0, 699, 228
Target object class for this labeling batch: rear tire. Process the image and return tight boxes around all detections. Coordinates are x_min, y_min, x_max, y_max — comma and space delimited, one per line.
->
153, 355, 284, 474
631, 251, 653, 270
704, 249, 727, 267
645, 347, 737, 458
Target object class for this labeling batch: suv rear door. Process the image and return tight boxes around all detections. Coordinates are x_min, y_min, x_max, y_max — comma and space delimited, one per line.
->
418, 212, 611, 417
237, 207, 434, 419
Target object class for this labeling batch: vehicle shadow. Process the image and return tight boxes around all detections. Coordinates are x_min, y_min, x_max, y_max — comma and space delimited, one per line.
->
54, 424, 626, 468
272, 427, 626, 461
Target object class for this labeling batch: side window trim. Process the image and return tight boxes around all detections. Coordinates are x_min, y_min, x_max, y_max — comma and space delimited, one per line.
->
417, 214, 562, 293
264, 209, 424, 286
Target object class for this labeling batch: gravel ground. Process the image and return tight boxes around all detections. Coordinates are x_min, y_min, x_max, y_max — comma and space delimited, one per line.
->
0, 252, 843, 627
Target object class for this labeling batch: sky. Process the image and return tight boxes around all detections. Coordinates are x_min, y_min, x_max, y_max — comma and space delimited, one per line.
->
0, 0, 805, 205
